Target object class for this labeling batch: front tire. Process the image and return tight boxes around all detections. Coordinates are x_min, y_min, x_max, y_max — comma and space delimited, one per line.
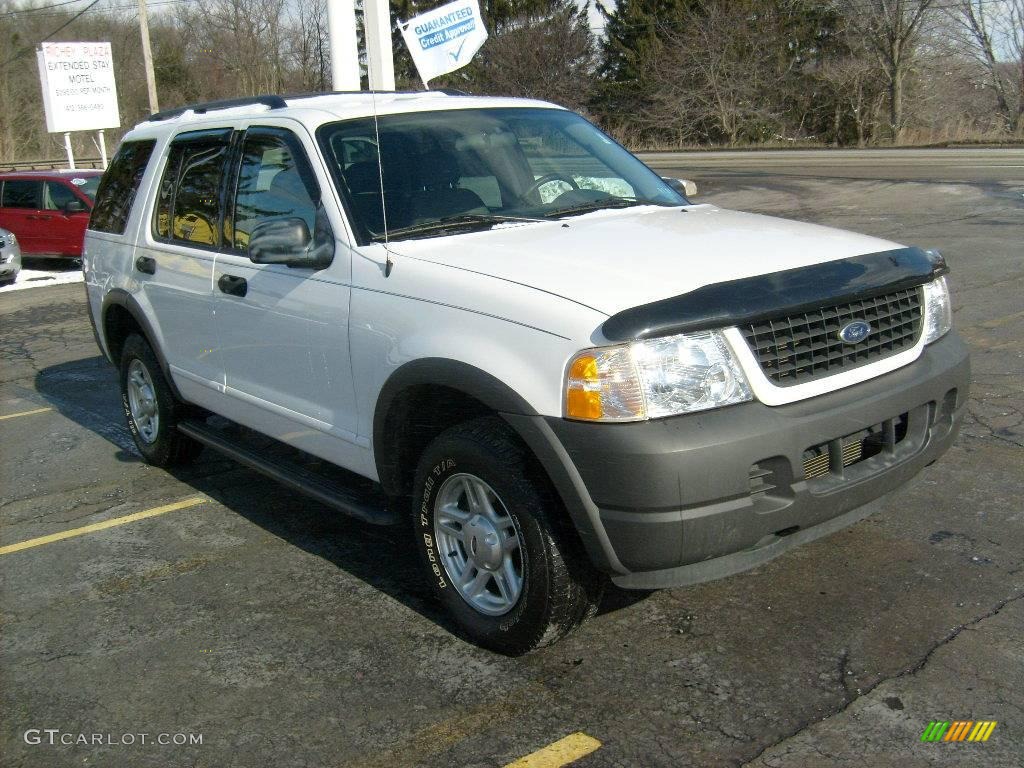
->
413, 417, 602, 655
119, 333, 202, 466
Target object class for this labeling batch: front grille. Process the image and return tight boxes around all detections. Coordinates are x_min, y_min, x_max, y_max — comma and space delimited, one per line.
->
741, 287, 923, 386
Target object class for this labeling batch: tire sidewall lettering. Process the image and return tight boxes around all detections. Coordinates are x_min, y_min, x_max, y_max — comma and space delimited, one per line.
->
419, 457, 457, 589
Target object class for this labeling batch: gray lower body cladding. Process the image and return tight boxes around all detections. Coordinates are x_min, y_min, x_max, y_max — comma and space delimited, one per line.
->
507, 331, 970, 589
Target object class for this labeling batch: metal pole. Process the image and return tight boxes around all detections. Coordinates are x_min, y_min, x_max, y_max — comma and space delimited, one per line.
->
63, 132, 76, 170
138, 0, 159, 113
327, 0, 361, 91
364, 0, 395, 91
97, 129, 108, 169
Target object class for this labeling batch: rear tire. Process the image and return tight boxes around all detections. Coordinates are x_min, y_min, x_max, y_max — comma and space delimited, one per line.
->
412, 416, 603, 655
119, 333, 202, 466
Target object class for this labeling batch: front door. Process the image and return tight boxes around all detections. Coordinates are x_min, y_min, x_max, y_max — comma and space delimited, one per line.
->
213, 125, 357, 438
41, 180, 91, 256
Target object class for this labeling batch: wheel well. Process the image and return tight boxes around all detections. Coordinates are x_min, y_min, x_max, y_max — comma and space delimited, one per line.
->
377, 384, 494, 498
103, 303, 144, 364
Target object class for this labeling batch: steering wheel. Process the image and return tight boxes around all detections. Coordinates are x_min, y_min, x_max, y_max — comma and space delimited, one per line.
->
524, 173, 579, 202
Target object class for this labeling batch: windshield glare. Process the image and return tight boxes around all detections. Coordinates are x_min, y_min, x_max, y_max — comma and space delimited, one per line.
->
318, 108, 685, 242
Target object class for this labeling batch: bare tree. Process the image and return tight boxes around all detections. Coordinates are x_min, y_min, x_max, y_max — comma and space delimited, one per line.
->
178, 0, 289, 96
639, 1, 789, 145
947, 0, 1016, 131
1008, 0, 1024, 132
291, 0, 330, 92
840, 0, 935, 141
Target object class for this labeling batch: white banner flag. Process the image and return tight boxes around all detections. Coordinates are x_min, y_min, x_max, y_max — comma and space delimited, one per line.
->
400, 0, 488, 87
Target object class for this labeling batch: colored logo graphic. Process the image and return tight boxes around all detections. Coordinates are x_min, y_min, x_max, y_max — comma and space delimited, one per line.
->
838, 320, 872, 344
920, 720, 997, 742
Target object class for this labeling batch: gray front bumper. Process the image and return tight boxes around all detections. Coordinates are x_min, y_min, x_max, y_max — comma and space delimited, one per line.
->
508, 332, 970, 589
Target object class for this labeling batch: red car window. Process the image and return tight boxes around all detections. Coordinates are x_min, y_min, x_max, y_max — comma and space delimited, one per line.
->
1, 180, 41, 208
44, 181, 78, 210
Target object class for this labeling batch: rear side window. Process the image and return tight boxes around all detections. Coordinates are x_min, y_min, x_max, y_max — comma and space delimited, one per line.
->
90, 140, 156, 234
154, 130, 232, 248
1, 180, 41, 209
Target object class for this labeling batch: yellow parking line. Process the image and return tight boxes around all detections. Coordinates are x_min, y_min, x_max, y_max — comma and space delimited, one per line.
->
0, 497, 206, 556
502, 733, 602, 768
0, 406, 53, 421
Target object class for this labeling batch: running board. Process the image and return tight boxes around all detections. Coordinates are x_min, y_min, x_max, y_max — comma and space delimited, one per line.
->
177, 418, 396, 526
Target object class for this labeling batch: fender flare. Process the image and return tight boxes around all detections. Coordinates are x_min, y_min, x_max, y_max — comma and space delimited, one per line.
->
373, 358, 539, 495
372, 358, 625, 574
101, 288, 185, 401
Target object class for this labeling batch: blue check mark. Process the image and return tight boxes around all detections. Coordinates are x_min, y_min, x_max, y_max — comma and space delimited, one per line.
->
449, 39, 467, 62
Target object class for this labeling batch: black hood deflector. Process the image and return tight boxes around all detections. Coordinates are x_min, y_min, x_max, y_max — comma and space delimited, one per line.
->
601, 247, 947, 342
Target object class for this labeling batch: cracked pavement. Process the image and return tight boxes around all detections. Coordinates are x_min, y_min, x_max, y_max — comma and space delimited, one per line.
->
1, 149, 1022, 767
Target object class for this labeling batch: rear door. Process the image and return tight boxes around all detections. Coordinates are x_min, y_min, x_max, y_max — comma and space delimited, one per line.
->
41, 180, 91, 256
0, 179, 43, 254
141, 128, 233, 404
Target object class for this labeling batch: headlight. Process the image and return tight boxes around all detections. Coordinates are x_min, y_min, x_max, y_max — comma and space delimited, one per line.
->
565, 329, 753, 421
921, 275, 952, 344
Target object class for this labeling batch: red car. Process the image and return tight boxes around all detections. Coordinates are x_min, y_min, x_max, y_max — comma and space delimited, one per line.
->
0, 170, 102, 259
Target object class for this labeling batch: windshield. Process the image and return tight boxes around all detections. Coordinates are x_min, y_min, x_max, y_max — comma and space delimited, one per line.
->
317, 108, 685, 242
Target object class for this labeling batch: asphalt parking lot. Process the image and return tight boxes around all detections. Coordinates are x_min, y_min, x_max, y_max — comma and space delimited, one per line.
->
2, 148, 1022, 768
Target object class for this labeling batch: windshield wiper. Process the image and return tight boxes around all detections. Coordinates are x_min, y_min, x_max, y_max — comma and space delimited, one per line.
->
543, 197, 645, 219
371, 213, 544, 242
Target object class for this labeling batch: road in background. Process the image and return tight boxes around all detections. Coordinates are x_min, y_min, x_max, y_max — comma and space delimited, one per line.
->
2, 149, 1022, 767
640, 147, 1024, 185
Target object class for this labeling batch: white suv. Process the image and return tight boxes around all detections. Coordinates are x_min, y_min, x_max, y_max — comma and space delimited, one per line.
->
84, 92, 970, 654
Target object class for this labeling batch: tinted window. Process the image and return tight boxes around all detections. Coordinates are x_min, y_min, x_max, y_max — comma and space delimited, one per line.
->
231, 128, 319, 252
43, 181, 77, 210
90, 140, 156, 234
1, 180, 41, 209
154, 130, 231, 247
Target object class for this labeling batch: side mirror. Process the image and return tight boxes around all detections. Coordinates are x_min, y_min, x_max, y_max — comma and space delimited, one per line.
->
662, 177, 698, 198
248, 210, 334, 270
63, 198, 88, 214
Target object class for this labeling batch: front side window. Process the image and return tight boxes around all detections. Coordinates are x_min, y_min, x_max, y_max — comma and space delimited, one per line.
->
154, 130, 231, 247
1, 180, 41, 209
90, 141, 154, 234
317, 108, 684, 243
43, 181, 77, 211
230, 128, 320, 252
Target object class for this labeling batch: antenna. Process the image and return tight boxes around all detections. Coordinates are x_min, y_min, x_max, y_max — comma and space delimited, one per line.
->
369, 89, 393, 277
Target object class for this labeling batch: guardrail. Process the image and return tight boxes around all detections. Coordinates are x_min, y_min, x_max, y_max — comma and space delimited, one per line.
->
1, 158, 105, 171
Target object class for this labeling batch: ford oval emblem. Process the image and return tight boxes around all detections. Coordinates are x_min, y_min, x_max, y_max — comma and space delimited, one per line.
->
838, 320, 872, 344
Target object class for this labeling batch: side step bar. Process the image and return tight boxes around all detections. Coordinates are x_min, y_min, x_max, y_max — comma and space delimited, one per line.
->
177, 419, 396, 526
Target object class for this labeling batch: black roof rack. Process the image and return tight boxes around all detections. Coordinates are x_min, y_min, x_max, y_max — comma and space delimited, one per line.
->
146, 95, 288, 122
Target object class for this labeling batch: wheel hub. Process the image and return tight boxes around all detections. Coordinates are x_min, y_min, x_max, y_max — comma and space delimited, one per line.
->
465, 514, 502, 570
433, 473, 524, 617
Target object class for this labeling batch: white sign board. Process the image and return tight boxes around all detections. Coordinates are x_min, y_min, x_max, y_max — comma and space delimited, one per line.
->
400, 0, 488, 86
36, 42, 120, 133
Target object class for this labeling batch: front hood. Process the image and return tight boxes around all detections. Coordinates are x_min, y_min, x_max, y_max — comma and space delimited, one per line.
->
390, 205, 904, 317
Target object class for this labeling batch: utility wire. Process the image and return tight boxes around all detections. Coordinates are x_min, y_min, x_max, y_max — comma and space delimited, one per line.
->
0, 0, 90, 18
0, 0, 101, 69
3, 0, 190, 19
